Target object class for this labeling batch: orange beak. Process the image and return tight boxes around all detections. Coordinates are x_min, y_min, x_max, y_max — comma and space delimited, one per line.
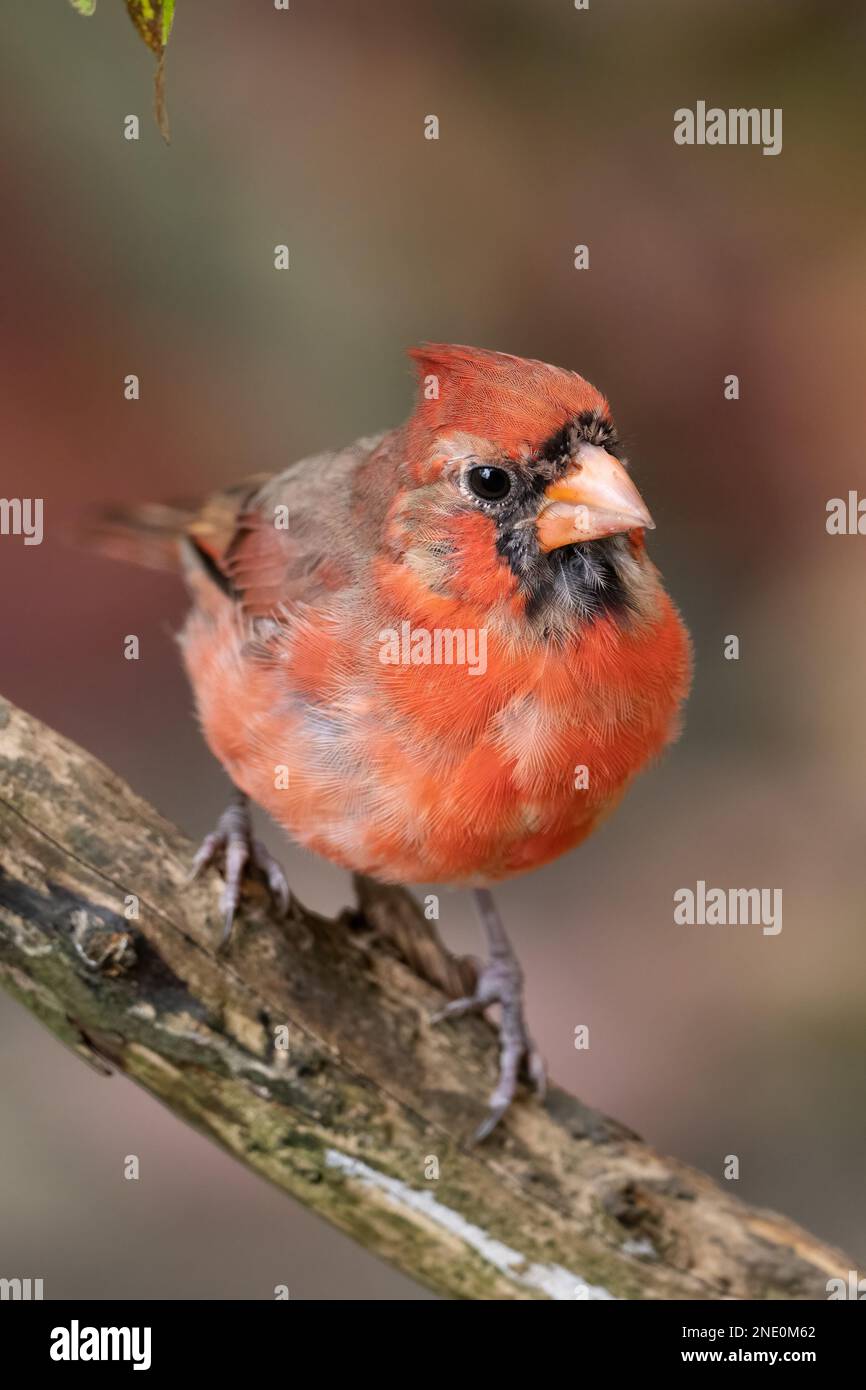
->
536, 444, 655, 551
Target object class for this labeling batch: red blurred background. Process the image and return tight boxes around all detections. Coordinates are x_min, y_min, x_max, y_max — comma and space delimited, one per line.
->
1, 0, 865, 1298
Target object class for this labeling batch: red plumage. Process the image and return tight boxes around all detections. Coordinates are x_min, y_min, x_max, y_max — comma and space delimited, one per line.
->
172, 345, 691, 884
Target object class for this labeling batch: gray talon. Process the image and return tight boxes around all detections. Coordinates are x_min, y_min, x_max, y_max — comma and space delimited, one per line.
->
190, 792, 290, 949
432, 888, 547, 1142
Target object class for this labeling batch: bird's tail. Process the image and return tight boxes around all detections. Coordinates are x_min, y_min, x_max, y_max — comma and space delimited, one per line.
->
83, 501, 196, 573
84, 474, 271, 586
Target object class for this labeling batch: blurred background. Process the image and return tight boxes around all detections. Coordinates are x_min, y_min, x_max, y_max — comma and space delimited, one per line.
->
1, 0, 865, 1299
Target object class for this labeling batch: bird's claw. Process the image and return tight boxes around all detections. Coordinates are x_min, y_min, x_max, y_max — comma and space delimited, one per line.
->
431, 953, 547, 1143
189, 796, 290, 949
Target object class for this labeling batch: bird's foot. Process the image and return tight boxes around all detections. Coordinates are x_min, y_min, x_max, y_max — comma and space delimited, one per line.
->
189, 793, 289, 950
431, 950, 547, 1143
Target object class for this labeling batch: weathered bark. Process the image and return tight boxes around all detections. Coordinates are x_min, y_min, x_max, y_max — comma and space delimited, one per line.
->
0, 695, 852, 1300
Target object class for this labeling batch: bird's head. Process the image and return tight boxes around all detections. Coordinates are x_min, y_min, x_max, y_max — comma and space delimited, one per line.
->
391, 344, 661, 637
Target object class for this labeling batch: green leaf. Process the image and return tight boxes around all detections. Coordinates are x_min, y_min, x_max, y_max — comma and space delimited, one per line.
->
125, 1, 175, 57
68, 0, 97, 14
161, 0, 175, 48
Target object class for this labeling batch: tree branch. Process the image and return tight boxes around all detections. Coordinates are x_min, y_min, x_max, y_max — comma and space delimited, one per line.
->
0, 695, 851, 1300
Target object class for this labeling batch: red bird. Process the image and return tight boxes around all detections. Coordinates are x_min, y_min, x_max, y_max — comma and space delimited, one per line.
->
101, 345, 691, 1140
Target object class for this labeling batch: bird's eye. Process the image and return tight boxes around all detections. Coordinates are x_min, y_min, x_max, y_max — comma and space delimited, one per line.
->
466, 465, 512, 502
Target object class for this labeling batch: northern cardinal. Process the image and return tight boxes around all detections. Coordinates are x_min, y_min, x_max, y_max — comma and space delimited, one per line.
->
97, 344, 691, 1139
